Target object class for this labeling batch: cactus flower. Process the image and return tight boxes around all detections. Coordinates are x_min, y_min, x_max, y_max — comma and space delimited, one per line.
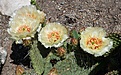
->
38, 23, 68, 48
80, 27, 113, 57
7, 5, 46, 43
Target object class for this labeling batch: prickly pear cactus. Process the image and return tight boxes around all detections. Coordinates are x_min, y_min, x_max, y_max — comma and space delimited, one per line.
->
29, 40, 44, 75
23, 32, 121, 75
108, 33, 121, 48
105, 70, 119, 75
54, 52, 96, 75
43, 59, 52, 75
43, 52, 60, 75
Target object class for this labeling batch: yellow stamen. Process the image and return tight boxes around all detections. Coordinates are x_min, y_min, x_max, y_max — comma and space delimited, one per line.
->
86, 37, 102, 50
47, 31, 60, 43
26, 13, 36, 19
18, 25, 31, 33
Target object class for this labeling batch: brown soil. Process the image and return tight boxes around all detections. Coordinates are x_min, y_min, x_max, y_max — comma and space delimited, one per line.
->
0, 0, 121, 75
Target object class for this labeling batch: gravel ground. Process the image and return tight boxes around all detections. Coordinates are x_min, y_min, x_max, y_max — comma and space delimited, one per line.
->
0, 0, 121, 75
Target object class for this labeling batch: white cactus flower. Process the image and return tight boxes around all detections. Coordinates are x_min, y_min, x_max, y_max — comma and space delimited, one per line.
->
80, 27, 113, 57
7, 5, 46, 43
38, 23, 68, 48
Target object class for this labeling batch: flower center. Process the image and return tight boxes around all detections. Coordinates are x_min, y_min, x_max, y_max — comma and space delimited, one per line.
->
86, 37, 102, 50
47, 31, 60, 43
18, 25, 31, 33
26, 13, 36, 19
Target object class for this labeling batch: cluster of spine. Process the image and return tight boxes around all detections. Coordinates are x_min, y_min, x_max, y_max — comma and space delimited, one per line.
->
105, 70, 119, 75
108, 33, 121, 49
54, 52, 95, 75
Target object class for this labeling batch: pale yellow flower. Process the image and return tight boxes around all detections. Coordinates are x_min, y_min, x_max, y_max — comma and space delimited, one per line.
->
12, 5, 46, 24
7, 5, 46, 43
80, 27, 113, 57
38, 23, 68, 48
8, 18, 41, 43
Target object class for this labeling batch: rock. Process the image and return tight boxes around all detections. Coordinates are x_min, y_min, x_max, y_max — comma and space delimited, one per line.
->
0, 47, 7, 64
0, 0, 30, 16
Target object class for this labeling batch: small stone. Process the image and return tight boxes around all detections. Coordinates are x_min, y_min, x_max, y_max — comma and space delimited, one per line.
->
0, 47, 7, 64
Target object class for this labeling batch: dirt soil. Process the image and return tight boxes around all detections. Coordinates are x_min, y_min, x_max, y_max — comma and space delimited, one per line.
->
0, 0, 121, 75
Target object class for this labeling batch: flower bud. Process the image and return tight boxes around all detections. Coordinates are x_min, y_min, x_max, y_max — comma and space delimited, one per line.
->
22, 39, 32, 46
71, 38, 78, 46
16, 65, 25, 75
57, 47, 66, 57
48, 67, 58, 75
80, 27, 85, 33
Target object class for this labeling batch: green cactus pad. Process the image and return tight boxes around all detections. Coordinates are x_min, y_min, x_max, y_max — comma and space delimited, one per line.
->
29, 40, 44, 75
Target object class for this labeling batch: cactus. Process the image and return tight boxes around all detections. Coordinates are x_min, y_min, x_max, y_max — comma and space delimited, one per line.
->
105, 70, 119, 75
43, 59, 52, 75
54, 52, 96, 75
29, 40, 44, 75
108, 33, 121, 49
43, 52, 60, 75
23, 33, 121, 75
